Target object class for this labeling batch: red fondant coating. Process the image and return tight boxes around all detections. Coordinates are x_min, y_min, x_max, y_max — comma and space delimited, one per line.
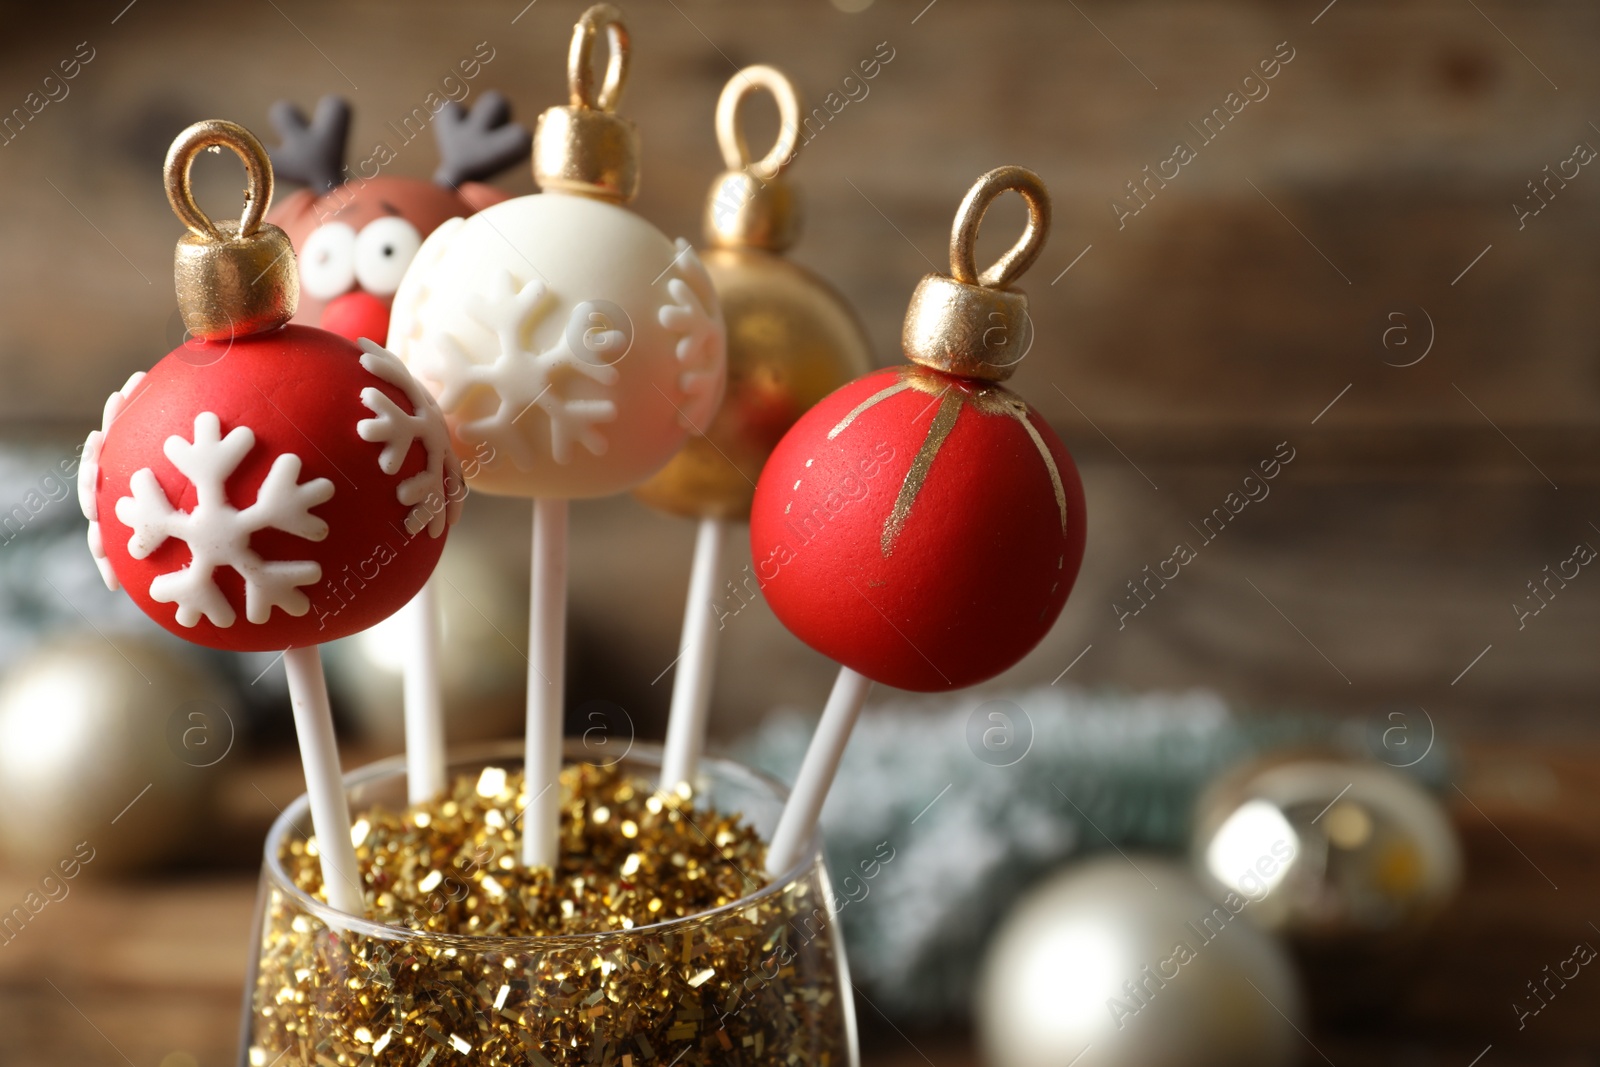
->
321, 289, 391, 345
95, 326, 449, 650
750, 367, 1086, 692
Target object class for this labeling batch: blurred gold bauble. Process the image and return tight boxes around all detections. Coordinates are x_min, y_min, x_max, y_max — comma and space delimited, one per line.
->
1191, 752, 1462, 942
976, 855, 1304, 1067
632, 65, 872, 521
634, 250, 873, 519
0, 633, 236, 875
325, 529, 527, 747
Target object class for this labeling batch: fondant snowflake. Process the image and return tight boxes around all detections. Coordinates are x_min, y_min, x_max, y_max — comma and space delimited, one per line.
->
81, 370, 147, 591
659, 239, 725, 431
113, 412, 335, 628
356, 339, 462, 539
412, 271, 621, 467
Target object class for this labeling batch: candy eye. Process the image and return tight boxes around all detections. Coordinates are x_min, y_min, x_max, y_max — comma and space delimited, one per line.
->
354, 217, 422, 297
299, 222, 357, 300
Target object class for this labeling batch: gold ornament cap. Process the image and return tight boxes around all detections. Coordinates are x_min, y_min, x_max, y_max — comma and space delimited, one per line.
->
704, 66, 802, 252
902, 166, 1051, 383
533, 4, 640, 202
165, 119, 298, 342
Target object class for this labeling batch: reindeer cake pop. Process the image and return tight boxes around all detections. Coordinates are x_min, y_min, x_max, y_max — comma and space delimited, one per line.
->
266, 94, 530, 345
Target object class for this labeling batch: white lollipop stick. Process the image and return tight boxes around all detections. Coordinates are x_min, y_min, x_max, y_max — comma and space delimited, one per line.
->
522, 497, 568, 868
659, 517, 725, 793
401, 580, 447, 805
283, 646, 365, 915
764, 665, 873, 877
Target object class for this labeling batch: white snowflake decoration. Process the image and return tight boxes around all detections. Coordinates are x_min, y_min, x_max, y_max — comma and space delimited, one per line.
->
355, 339, 462, 539
81, 371, 147, 592
112, 412, 334, 628
412, 271, 621, 468
658, 239, 724, 432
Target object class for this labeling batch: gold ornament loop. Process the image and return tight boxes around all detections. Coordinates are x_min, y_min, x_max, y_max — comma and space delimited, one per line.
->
536, 4, 640, 201
949, 165, 1050, 290
165, 119, 297, 341
163, 119, 274, 241
716, 65, 801, 181
901, 166, 1052, 383
568, 3, 630, 114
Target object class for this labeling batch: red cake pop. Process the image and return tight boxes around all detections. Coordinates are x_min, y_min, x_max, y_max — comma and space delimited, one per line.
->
81, 120, 461, 652
77, 119, 462, 916
757, 167, 1086, 877
750, 166, 1085, 692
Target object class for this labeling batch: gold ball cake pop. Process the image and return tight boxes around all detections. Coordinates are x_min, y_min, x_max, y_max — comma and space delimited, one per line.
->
633, 66, 873, 519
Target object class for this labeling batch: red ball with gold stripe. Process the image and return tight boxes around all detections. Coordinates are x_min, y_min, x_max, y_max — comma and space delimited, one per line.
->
749, 168, 1085, 692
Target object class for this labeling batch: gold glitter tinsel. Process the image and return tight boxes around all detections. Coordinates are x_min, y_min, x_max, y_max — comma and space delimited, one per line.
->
247, 760, 852, 1067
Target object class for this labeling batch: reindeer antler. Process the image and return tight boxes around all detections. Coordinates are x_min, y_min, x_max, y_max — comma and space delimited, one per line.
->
267, 96, 351, 194
433, 91, 531, 188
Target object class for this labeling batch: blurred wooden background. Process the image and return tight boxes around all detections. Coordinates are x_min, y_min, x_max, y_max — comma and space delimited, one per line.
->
3, 0, 1597, 742
2, 0, 1600, 1063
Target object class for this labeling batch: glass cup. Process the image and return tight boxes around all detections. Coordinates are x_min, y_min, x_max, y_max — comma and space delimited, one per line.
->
241, 741, 858, 1067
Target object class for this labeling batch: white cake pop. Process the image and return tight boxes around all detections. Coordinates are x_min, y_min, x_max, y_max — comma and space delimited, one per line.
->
389, 7, 726, 499
384, 3, 728, 867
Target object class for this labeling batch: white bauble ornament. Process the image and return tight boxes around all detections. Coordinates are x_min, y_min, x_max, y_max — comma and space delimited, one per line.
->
1192, 753, 1461, 940
389, 198, 724, 498
976, 855, 1304, 1067
0, 633, 236, 874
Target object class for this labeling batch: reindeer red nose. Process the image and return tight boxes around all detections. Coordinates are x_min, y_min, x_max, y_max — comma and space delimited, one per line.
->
320, 290, 391, 346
